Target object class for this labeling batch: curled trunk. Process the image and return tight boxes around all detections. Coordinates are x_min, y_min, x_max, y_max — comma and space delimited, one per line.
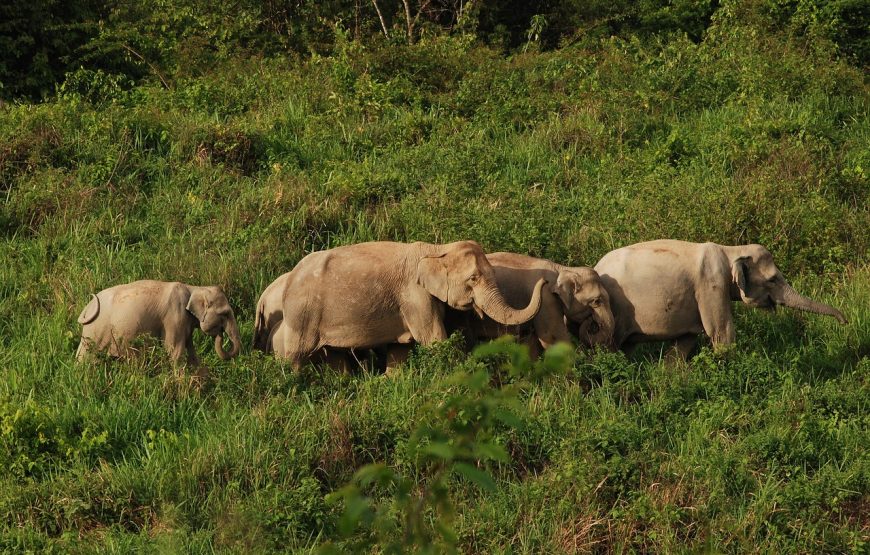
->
779, 284, 847, 324
215, 314, 243, 360
475, 277, 545, 326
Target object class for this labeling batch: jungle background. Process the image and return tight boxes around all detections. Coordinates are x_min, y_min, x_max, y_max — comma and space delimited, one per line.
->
1, 0, 868, 552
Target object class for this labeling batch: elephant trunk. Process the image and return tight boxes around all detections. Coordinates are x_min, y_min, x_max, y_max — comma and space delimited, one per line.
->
474, 277, 545, 326
587, 305, 616, 350
215, 314, 243, 360
779, 283, 848, 324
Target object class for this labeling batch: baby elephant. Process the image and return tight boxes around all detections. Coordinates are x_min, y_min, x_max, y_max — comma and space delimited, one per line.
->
475, 252, 616, 355
76, 280, 242, 366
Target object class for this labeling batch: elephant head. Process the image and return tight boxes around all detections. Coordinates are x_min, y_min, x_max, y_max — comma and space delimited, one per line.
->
729, 245, 847, 324
554, 268, 615, 349
418, 241, 544, 326
186, 286, 243, 359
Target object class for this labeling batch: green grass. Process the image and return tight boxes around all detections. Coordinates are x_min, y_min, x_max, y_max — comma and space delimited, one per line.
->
1, 18, 868, 554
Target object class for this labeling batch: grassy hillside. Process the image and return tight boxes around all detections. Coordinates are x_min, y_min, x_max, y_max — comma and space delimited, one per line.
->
1, 8, 869, 553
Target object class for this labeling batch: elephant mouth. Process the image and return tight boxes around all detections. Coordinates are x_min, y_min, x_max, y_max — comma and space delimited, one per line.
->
584, 318, 600, 336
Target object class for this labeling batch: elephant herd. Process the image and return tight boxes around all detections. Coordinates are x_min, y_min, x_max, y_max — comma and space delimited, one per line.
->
76, 239, 848, 371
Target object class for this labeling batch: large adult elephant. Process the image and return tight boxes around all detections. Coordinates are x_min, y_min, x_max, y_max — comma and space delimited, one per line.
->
594, 240, 848, 358
473, 252, 615, 354
77, 280, 242, 366
276, 240, 545, 368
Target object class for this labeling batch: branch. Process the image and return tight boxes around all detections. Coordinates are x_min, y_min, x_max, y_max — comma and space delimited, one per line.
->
411, 0, 432, 36
401, 0, 413, 43
370, 0, 389, 38
119, 43, 170, 90
401, 0, 432, 44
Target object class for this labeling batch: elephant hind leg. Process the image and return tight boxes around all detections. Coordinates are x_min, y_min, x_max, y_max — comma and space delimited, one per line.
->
276, 325, 321, 371
667, 334, 697, 363
384, 344, 413, 374
279, 299, 325, 369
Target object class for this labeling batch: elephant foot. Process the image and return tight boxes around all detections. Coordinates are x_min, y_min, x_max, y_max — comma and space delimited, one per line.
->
190, 365, 211, 388
664, 335, 697, 365
384, 344, 412, 376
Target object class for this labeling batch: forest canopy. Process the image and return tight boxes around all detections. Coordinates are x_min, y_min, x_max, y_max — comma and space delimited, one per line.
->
1, 0, 867, 100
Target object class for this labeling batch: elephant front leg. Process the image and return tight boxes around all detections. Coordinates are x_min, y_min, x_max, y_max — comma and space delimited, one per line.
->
163, 331, 199, 368
697, 287, 736, 353
400, 291, 448, 345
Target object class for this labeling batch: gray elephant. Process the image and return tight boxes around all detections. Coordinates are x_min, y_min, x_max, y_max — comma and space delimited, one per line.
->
594, 240, 848, 358
471, 252, 616, 355
76, 280, 242, 366
277, 240, 545, 368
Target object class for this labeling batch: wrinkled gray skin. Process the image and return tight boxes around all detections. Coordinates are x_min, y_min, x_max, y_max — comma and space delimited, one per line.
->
76, 280, 242, 365
595, 240, 848, 359
277, 240, 546, 368
474, 252, 616, 354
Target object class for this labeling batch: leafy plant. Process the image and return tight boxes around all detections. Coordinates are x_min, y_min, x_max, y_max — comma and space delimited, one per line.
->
322, 339, 574, 553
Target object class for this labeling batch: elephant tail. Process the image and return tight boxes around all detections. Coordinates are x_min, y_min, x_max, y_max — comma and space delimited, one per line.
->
252, 296, 268, 350
77, 294, 100, 325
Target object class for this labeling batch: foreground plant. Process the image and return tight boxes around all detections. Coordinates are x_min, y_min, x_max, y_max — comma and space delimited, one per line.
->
321, 338, 574, 553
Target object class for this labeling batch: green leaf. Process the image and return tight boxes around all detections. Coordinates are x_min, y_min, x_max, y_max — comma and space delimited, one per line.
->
353, 463, 395, 487
422, 441, 456, 461
474, 441, 510, 463
338, 494, 371, 537
491, 407, 522, 428
465, 369, 490, 391
452, 462, 497, 492
537, 341, 575, 376
435, 519, 459, 546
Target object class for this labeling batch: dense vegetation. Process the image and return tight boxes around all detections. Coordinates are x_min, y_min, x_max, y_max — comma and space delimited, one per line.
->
1, 0, 868, 552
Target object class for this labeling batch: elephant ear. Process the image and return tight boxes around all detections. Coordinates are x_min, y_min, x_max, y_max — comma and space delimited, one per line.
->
552, 272, 575, 309
731, 256, 750, 297
418, 255, 449, 303
77, 294, 100, 325
185, 288, 209, 321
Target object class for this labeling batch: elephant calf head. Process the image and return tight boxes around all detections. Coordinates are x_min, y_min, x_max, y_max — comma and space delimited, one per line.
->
731, 245, 847, 324
555, 268, 616, 349
186, 286, 243, 359
418, 241, 545, 326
